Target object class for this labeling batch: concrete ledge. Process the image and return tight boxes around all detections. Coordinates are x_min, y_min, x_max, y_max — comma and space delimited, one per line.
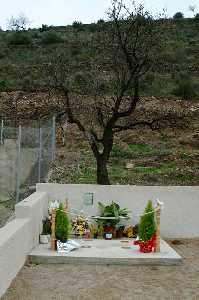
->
0, 191, 49, 298
28, 239, 182, 266
0, 218, 31, 296
15, 191, 49, 248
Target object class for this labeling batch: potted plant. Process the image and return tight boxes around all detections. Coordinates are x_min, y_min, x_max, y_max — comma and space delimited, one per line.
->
97, 201, 129, 239
40, 217, 51, 244
55, 203, 71, 243
136, 200, 157, 253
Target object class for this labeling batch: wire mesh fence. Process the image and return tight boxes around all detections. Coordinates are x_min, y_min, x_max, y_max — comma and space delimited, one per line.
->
0, 117, 56, 204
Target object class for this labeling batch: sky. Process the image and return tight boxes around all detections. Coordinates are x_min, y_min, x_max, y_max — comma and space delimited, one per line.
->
0, 0, 197, 29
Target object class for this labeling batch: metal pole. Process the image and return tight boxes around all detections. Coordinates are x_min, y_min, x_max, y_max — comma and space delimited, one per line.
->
51, 116, 56, 162
0, 119, 4, 145
38, 126, 43, 183
16, 125, 22, 203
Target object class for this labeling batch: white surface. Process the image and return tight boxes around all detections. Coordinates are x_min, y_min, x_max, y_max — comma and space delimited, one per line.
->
0, 191, 48, 297
29, 239, 182, 265
37, 183, 199, 238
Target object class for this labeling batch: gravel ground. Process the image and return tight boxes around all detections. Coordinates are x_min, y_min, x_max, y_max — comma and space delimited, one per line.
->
2, 239, 199, 300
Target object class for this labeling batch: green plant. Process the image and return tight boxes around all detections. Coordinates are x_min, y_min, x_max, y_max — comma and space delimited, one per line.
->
6, 31, 32, 45
41, 217, 51, 235
41, 31, 63, 44
138, 200, 156, 241
55, 203, 71, 242
173, 12, 184, 19
173, 72, 198, 100
97, 201, 129, 227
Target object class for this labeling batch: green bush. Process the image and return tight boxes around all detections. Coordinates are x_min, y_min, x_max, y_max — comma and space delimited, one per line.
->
6, 31, 32, 45
72, 21, 83, 30
173, 12, 184, 19
55, 203, 71, 242
0, 80, 7, 91
41, 31, 63, 44
173, 72, 197, 100
195, 13, 199, 20
138, 200, 156, 241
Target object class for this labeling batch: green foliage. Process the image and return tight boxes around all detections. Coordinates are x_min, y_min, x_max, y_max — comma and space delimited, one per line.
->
173, 12, 184, 19
55, 203, 71, 242
42, 217, 51, 235
97, 201, 129, 227
138, 200, 156, 241
111, 144, 155, 159
72, 21, 84, 31
39, 24, 51, 32
173, 72, 198, 100
40, 31, 63, 44
0, 80, 7, 91
6, 31, 32, 45
194, 13, 199, 20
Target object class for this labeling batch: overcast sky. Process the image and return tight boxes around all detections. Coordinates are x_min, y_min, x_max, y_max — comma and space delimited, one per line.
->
0, 0, 197, 29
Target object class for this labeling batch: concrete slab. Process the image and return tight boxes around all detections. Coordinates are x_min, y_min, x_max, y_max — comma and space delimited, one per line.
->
29, 239, 182, 266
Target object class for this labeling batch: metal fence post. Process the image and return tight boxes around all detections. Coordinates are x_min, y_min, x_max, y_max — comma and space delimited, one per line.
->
51, 116, 56, 162
0, 119, 4, 145
16, 125, 22, 203
38, 126, 43, 183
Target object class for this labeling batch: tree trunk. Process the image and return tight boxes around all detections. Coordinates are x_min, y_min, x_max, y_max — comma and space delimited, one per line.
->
96, 157, 110, 185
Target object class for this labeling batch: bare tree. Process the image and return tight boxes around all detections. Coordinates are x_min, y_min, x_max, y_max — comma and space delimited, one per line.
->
7, 13, 30, 31
46, 0, 181, 184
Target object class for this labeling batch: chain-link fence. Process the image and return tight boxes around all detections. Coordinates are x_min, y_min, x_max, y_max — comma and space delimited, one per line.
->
0, 117, 56, 204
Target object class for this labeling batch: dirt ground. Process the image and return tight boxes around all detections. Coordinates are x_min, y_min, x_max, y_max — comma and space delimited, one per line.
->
2, 239, 199, 300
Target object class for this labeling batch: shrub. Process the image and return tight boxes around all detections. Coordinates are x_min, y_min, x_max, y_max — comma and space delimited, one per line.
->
173, 72, 197, 100
41, 31, 63, 44
173, 12, 184, 19
195, 13, 199, 20
39, 24, 50, 32
55, 203, 71, 242
6, 31, 32, 45
0, 80, 7, 91
72, 21, 84, 31
138, 200, 156, 241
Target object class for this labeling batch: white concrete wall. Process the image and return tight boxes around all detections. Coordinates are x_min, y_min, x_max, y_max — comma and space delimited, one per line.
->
37, 184, 199, 238
0, 191, 48, 297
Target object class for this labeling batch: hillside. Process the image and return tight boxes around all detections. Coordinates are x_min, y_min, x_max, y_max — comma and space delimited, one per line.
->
0, 18, 199, 100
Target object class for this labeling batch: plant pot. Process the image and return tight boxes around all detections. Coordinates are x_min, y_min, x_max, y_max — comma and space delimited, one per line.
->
136, 233, 157, 253
104, 225, 116, 239
40, 234, 49, 244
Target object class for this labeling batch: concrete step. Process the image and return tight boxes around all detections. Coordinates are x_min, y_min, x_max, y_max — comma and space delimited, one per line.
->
28, 239, 182, 266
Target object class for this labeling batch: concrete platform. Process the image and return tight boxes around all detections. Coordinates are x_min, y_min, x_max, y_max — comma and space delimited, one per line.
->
28, 239, 182, 266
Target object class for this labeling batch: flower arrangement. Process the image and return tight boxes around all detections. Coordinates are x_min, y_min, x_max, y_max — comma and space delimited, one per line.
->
72, 213, 88, 236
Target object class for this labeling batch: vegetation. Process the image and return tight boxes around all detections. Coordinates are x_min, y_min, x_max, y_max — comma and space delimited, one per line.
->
55, 203, 71, 242
138, 200, 156, 241
173, 12, 184, 19
97, 201, 129, 227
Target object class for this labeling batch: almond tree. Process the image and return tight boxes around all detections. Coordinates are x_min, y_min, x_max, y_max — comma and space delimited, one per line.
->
47, 1, 169, 184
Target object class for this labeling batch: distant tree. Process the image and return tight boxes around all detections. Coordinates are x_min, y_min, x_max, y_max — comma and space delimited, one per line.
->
195, 13, 199, 20
7, 13, 30, 31
173, 12, 184, 19
39, 24, 50, 32
72, 21, 84, 31
188, 4, 196, 15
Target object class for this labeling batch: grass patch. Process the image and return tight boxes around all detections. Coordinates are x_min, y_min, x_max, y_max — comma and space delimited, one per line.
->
133, 163, 177, 174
